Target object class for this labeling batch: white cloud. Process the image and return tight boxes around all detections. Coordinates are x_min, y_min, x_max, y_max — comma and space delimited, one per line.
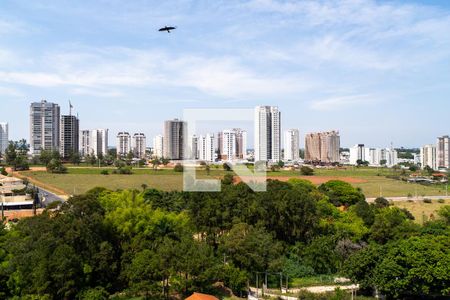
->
310, 94, 375, 111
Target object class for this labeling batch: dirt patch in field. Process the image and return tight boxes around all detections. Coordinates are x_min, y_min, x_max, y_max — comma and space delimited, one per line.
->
234, 176, 367, 185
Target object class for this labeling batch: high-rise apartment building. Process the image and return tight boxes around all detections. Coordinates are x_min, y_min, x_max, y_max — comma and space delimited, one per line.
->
163, 119, 187, 160
234, 128, 247, 160
349, 144, 366, 165
305, 131, 340, 163
198, 134, 215, 162
80, 129, 108, 157
60, 115, 79, 159
191, 135, 199, 160
133, 133, 146, 159
30, 100, 60, 154
153, 135, 164, 158
420, 144, 437, 170
284, 129, 299, 161
117, 132, 131, 158
254, 106, 281, 162
437, 135, 449, 169
0, 122, 8, 154
219, 130, 236, 161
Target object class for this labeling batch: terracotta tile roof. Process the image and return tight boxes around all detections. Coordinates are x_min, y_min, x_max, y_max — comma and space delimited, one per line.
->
185, 292, 219, 300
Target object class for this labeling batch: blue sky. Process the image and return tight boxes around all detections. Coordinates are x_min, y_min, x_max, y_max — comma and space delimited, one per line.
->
0, 0, 449, 148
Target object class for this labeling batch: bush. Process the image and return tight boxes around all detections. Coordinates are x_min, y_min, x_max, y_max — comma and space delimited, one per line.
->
0, 167, 7, 176
174, 163, 184, 172
46, 158, 67, 174
374, 197, 390, 208
300, 166, 314, 176
223, 163, 231, 171
100, 170, 109, 175
423, 198, 432, 203
437, 199, 445, 203
112, 166, 132, 174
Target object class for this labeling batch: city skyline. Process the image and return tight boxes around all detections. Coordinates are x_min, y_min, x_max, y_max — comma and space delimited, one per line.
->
1, 1, 450, 147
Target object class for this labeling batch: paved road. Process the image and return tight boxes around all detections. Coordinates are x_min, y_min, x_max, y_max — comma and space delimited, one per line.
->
36, 186, 66, 208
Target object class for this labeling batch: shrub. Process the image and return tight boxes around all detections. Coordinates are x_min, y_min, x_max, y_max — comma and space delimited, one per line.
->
423, 198, 432, 203
437, 199, 445, 203
100, 169, 109, 175
0, 167, 7, 176
174, 163, 184, 172
113, 166, 132, 174
374, 197, 390, 208
300, 166, 314, 176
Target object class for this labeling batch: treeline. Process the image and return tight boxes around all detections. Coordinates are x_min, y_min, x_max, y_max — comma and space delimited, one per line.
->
0, 179, 449, 299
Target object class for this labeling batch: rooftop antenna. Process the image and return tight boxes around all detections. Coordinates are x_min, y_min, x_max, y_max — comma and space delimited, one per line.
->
69, 100, 73, 116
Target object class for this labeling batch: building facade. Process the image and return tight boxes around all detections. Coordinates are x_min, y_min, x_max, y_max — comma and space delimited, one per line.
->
284, 129, 299, 161
254, 106, 281, 162
305, 131, 340, 163
0, 122, 8, 155
80, 129, 108, 157
117, 132, 131, 158
133, 133, 146, 159
420, 144, 437, 170
234, 128, 247, 160
163, 119, 187, 160
60, 115, 79, 159
437, 135, 449, 169
198, 134, 215, 162
349, 144, 366, 165
153, 135, 164, 158
30, 100, 60, 154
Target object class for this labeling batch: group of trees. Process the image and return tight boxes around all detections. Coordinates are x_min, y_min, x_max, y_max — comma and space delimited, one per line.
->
0, 179, 449, 299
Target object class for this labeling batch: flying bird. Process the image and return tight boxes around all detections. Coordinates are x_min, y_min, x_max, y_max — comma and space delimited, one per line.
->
159, 26, 176, 33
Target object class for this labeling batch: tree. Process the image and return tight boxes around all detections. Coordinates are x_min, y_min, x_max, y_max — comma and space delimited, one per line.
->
219, 223, 282, 273
151, 158, 161, 171
46, 158, 67, 173
380, 159, 387, 166
373, 197, 390, 208
223, 162, 231, 171
70, 151, 81, 165
160, 157, 170, 167
300, 165, 314, 176
5, 140, 30, 171
318, 180, 365, 207
370, 207, 419, 244
344, 236, 450, 298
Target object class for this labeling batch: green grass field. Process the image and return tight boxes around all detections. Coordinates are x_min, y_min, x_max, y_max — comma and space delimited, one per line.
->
18, 166, 449, 199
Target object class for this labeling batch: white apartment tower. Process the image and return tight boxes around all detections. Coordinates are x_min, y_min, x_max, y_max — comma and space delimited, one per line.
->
117, 132, 131, 158
349, 144, 366, 165
254, 106, 281, 162
437, 135, 449, 169
30, 100, 60, 154
420, 144, 437, 170
198, 134, 215, 162
153, 135, 164, 158
0, 122, 8, 154
80, 129, 108, 157
284, 129, 299, 161
133, 133, 146, 159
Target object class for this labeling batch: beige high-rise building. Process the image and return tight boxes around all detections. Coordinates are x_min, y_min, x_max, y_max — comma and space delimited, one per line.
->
437, 135, 449, 169
153, 135, 164, 158
305, 131, 340, 163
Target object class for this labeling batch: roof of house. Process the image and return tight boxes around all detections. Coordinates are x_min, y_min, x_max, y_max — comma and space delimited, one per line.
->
185, 292, 219, 300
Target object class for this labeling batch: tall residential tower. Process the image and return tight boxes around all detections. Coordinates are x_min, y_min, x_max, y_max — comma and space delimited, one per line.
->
30, 100, 60, 154
254, 106, 281, 162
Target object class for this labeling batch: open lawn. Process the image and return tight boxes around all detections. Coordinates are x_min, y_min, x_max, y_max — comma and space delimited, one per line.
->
17, 166, 449, 198
392, 199, 450, 224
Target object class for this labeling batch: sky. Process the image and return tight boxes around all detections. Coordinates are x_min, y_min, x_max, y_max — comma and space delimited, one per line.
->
0, 0, 449, 148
